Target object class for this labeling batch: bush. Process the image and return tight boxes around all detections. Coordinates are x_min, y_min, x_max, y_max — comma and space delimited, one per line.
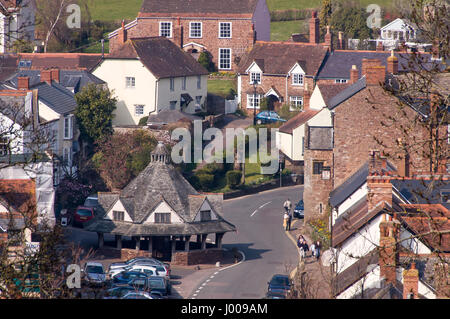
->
226, 170, 242, 189
198, 51, 215, 72
138, 116, 148, 126
196, 173, 215, 191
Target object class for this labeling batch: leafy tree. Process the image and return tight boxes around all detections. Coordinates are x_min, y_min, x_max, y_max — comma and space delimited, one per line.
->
74, 83, 117, 145
197, 51, 214, 72
330, 5, 372, 40
319, 0, 334, 41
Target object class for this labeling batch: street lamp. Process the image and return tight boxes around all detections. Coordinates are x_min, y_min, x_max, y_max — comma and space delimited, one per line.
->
252, 78, 258, 126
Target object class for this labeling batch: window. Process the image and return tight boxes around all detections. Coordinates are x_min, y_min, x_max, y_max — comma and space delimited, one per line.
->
189, 22, 202, 38
292, 73, 304, 85
126, 77, 135, 88
182, 76, 187, 90
250, 72, 261, 84
290, 96, 303, 111
313, 161, 324, 175
247, 94, 261, 109
155, 213, 171, 224
63, 147, 71, 165
64, 115, 73, 139
159, 22, 172, 38
195, 96, 202, 107
170, 101, 177, 110
219, 48, 231, 70
113, 211, 124, 221
200, 210, 211, 221
219, 22, 232, 38
335, 79, 348, 84
170, 77, 175, 91
197, 76, 201, 89
134, 104, 144, 116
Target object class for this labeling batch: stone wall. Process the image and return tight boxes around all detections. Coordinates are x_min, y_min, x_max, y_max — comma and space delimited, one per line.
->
172, 248, 224, 266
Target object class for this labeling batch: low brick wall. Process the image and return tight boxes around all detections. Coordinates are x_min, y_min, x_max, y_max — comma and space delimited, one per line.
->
172, 248, 224, 266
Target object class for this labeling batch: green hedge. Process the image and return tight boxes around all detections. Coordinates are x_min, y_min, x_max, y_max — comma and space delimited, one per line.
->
226, 170, 242, 189
196, 173, 215, 191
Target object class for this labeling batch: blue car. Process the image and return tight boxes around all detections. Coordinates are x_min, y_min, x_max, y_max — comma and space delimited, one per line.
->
112, 271, 149, 285
267, 274, 292, 296
293, 199, 304, 218
255, 111, 286, 124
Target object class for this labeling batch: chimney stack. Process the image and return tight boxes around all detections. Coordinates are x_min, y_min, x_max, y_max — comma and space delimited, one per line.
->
41, 70, 52, 85
337, 31, 345, 50
50, 69, 60, 83
118, 20, 127, 44
17, 77, 29, 90
387, 50, 399, 75
303, 82, 311, 110
173, 17, 184, 48
350, 65, 359, 84
362, 59, 386, 86
324, 25, 333, 51
309, 11, 320, 44
378, 213, 398, 285
403, 263, 419, 299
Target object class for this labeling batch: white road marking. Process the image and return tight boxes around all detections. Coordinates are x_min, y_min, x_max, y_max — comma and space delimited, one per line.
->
251, 201, 272, 217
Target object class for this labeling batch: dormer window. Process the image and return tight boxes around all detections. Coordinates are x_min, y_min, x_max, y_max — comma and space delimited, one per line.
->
200, 210, 211, 221
292, 73, 304, 86
155, 213, 171, 224
250, 72, 261, 84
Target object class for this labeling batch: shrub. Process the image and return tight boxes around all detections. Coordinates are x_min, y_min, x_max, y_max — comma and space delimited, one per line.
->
196, 173, 215, 190
198, 51, 215, 72
226, 170, 242, 189
138, 116, 148, 126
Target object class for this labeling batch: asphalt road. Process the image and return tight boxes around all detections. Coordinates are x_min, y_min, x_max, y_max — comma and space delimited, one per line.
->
190, 185, 304, 299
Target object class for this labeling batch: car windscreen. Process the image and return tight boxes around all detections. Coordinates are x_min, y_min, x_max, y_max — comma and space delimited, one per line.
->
270, 276, 289, 286
86, 266, 103, 274
76, 209, 93, 216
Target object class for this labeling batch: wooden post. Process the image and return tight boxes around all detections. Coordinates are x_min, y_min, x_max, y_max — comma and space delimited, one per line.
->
97, 232, 104, 249
171, 236, 177, 254
135, 236, 141, 251
115, 235, 122, 250
184, 235, 191, 252
201, 234, 207, 250
215, 233, 224, 249
148, 236, 153, 256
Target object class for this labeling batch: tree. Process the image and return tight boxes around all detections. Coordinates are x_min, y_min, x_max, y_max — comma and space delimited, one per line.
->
197, 51, 214, 72
74, 83, 117, 146
330, 4, 372, 40
319, 0, 334, 41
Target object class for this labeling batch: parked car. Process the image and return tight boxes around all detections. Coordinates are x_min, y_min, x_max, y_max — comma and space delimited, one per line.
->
265, 291, 286, 299
121, 291, 155, 299
73, 206, 95, 227
121, 276, 171, 297
267, 274, 292, 296
255, 111, 286, 124
103, 286, 135, 299
83, 194, 99, 211
293, 199, 304, 218
83, 262, 106, 287
109, 257, 170, 276
112, 271, 149, 285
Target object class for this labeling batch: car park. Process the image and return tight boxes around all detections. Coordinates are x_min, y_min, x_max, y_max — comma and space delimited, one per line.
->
109, 257, 170, 277
112, 271, 149, 285
83, 262, 106, 287
267, 274, 292, 296
255, 111, 286, 125
293, 199, 304, 218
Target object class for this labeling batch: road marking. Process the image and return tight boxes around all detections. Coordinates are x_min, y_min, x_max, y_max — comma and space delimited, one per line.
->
251, 201, 271, 217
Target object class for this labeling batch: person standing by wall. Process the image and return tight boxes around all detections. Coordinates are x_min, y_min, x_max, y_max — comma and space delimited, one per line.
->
283, 211, 290, 230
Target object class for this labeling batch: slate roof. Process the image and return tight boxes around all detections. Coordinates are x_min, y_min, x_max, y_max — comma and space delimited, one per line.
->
317, 50, 443, 80
33, 81, 77, 115
107, 37, 209, 79
307, 126, 333, 150
327, 77, 367, 110
278, 109, 319, 134
139, 0, 259, 16
17, 53, 103, 72
85, 143, 236, 237
237, 41, 328, 76
391, 179, 450, 210
316, 83, 350, 106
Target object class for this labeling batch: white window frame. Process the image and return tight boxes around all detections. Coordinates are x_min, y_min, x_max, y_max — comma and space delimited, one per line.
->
125, 76, 135, 88
134, 104, 144, 116
247, 93, 261, 109
182, 76, 187, 91
63, 147, 71, 166
219, 22, 232, 39
335, 79, 348, 84
289, 96, 303, 111
250, 72, 261, 84
292, 73, 304, 86
159, 21, 172, 38
189, 21, 202, 38
64, 115, 73, 140
219, 48, 232, 70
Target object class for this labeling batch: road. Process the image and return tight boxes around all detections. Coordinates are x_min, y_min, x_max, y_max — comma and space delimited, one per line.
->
190, 185, 303, 299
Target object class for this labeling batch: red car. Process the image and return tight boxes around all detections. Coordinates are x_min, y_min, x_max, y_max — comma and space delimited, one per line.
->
73, 206, 95, 227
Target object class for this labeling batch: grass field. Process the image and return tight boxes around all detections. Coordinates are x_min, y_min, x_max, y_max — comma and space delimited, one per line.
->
271, 20, 308, 41
87, 0, 142, 21
267, 0, 395, 11
207, 79, 236, 98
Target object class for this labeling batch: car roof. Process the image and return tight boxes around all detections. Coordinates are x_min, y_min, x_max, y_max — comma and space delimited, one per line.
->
132, 264, 157, 269
86, 262, 103, 267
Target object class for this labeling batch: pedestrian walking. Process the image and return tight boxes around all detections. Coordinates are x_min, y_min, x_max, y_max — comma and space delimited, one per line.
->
310, 242, 315, 259
314, 240, 321, 261
283, 212, 289, 230
283, 198, 292, 213
287, 211, 292, 231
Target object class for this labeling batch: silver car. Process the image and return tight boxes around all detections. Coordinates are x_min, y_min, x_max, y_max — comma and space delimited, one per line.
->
83, 262, 106, 286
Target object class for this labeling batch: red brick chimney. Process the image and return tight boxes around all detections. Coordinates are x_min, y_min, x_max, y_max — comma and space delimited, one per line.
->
403, 263, 419, 299
309, 11, 320, 44
324, 25, 333, 51
303, 82, 311, 110
387, 50, 399, 75
173, 17, 184, 48
118, 20, 127, 44
337, 31, 345, 50
17, 77, 29, 90
378, 213, 398, 285
362, 59, 386, 86
41, 70, 52, 85
350, 65, 359, 84
50, 69, 60, 83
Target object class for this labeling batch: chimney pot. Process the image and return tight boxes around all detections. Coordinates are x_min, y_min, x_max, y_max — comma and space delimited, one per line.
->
350, 65, 359, 84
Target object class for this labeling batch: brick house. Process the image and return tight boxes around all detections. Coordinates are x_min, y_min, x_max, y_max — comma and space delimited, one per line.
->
107, 0, 271, 72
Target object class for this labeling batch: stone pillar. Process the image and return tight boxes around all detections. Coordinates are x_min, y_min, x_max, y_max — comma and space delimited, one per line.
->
215, 233, 224, 249
97, 232, 104, 249
201, 234, 207, 250
115, 235, 122, 250
135, 236, 141, 251
184, 235, 191, 252
148, 236, 153, 255
171, 236, 177, 254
